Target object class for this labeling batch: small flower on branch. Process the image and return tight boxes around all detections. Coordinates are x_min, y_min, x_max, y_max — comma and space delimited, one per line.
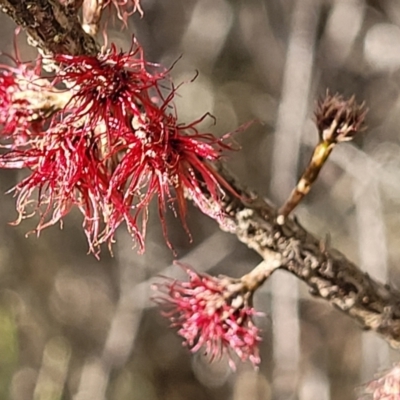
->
277, 91, 367, 224
315, 91, 367, 144
82, 0, 143, 34
2, 122, 138, 255
153, 263, 267, 369
53, 39, 167, 129
361, 364, 400, 399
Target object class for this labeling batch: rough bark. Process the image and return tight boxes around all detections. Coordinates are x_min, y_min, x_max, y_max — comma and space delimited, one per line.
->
217, 164, 400, 349
0, 0, 98, 56
2, 0, 400, 350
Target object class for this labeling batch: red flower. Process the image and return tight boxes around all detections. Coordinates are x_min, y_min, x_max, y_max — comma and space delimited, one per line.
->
53, 40, 168, 131
106, 105, 235, 249
0, 58, 46, 143
3, 122, 140, 256
52, 41, 234, 252
0, 40, 238, 255
153, 263, 262, 369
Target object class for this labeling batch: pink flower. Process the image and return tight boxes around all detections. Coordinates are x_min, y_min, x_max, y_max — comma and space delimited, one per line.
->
0, 57, 45, 143
153, 263, 262, 369
3, 122, 142, 255
362, 364, 400, 400
105, 0, 143, 22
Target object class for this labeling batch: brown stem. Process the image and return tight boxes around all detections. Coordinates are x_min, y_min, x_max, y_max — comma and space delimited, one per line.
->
216, 163, 400, 349
277, 93, 367, 224
241, 253, 282, 292
277, 140, 334, 223
82, 0, 104, 35
0, 0, 98, 56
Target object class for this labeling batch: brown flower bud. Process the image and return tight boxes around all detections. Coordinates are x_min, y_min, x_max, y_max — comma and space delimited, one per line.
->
315, 92, 367, 143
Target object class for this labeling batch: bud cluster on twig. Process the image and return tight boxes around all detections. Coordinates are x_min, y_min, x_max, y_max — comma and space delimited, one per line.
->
153, 259, 280, 369
277, 92, 367, 224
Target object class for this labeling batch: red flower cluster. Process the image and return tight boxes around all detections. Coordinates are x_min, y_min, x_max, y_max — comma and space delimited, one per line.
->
0, 41, 235, 255
153, 264, 262, 369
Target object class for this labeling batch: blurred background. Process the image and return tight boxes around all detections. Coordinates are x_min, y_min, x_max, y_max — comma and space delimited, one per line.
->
0, 0, 400, 398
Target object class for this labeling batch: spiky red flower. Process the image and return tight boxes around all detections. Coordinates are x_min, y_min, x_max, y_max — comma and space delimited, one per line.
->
106, 105, 234, 248
153, 263, 262, 369
53, 40, 167, 130
0, 40, 236, 255
2, 122, 138, 254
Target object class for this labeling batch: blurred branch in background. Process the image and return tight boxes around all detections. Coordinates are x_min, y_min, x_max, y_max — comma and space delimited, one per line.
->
269, 0, 319, 397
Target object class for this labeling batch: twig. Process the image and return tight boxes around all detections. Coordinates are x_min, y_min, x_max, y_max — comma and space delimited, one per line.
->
217, 162, 400, 348
277, 93, 367, 223
0, 0, 98, 56
82, 0, 104, 35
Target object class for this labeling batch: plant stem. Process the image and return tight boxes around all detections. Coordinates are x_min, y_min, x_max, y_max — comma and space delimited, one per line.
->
277, 140, 334, 224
